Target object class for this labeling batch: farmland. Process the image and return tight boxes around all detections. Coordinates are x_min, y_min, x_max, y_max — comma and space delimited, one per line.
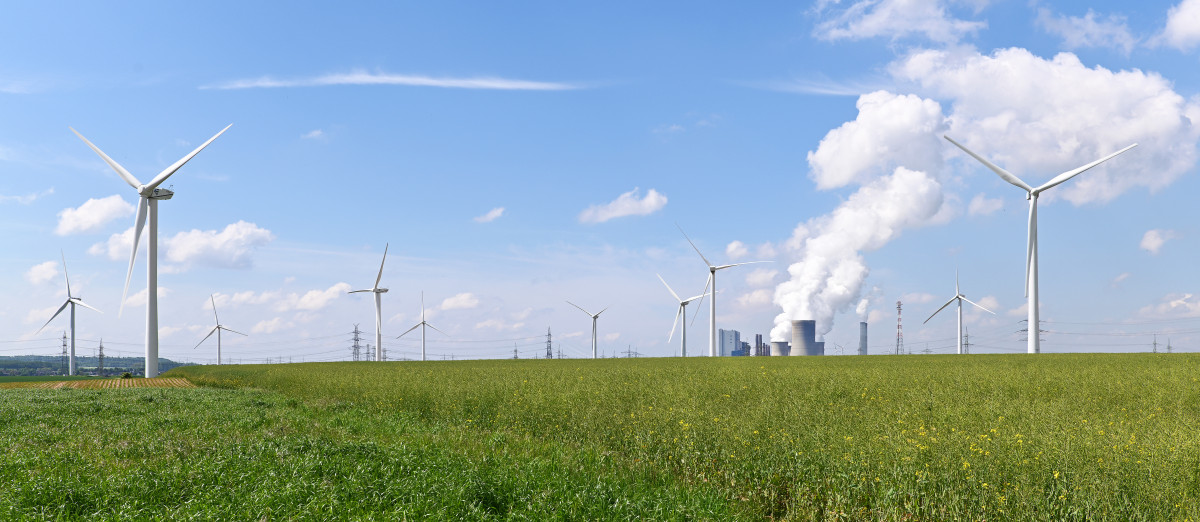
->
3, 354, 1199, 519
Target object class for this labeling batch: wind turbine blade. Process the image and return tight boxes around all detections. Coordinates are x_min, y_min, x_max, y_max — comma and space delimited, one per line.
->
146, 124, 233, 190
657, 274, 682, 302
1035, 143, 1137, 194
427, 323, 450, 337
961, 296, 996, 315
194, 326, 218, 349
676, 223, 713, 267
120, 197, 149, 317
348, 289, 373, 294
690, 273, 712, 326
397, 323, 421, 339
73, 299, 103, 314
944, 135, 1033, 193
566, 300, 593, 316
374, 243, 389, 290
596, 306, 610, 317
714, 260, 770, 270
210, 294, 220, 324
955, 269, 960, 295
222, 326, 248, 337
923, 295, 958, 324
668, 306, 681, 342
1025, 198, 1036, 298
70, 127, 143, 189
36, 300, 71, 334
61, 251, 71, 297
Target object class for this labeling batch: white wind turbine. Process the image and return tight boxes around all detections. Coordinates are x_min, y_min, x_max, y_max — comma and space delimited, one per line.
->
195, 294, 246, 365
349, 244, 390, 361
657, 274, 710, 357
72, 124, 232, 377
397, 292, 447, 362
566, 301, 608, 359
923, 271, 995, 355
944, 135, 1136, 354
37, 253, 102, 376
677, 225, 767, 357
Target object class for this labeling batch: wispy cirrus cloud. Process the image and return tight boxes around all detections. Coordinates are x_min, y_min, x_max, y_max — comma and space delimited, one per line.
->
578, 188, 667, 224
202, 70, 580, 91
474, 207, 505, 223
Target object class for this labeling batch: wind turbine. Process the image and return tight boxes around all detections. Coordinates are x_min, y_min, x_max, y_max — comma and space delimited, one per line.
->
944, 135, 1136, 354
566, 301, 608, 359
677, 225, 767, 357
37, 253, 102, 376
657, 274, 710, 357
923, 271, 995, 355
72, 124, 232, 377
349, 244, 389, 361
195, 294, 246, 365
397, 292, 447, 361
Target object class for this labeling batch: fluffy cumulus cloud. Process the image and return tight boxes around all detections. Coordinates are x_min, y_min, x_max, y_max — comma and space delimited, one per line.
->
253, 317, 292, 334
578, 188, 667, 224
475, 319, 525, 331
745, 268, 779, 287
25, 261, 58, 285
474, 207, 505, 223
967, 193, 1003, 216
55, 195, 134, 235
124, 287, 172, 308
807, 91, 947, 189
725, 241, 748, 260
893, 47, 1200, 205
91, 221, 274, 270
441, 293, 479, 310
1159, 0, 1200, 51
1139, 293, 1200, 318
813, 0, 986, 44
1140, 229, 1176, 255
1036, 8, 1137, 55
773, 167, 946, 340
212, 282, 351, 313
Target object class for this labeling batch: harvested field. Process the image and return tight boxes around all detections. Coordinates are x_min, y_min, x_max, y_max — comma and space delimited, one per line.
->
0, 377, 195, 390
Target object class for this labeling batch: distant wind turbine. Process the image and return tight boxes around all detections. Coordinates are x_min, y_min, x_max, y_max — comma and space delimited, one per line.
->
944, 135, 1136, 354
349, 244, 390, 361
195, 294, 246, 365
37, 253, 102, 376
566, 301, 608, 359
923, 271, 995, 355
397, 292, 447, 361
657, 274, 710, 357
677, 224, 767, 357
72, 124, 232, 377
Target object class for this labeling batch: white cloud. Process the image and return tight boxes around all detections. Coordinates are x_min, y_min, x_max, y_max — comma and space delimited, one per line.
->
1007, 302, 1029, 318
1112, 272, 1131, 286
252, 317, 292, 334
25, 305, 58, 325
89, 228, 134, 260
653, 124, 684, 134
894, 47, 1200, 205
756, 242, 778, 259
901, 292, 937, 304
124, 287, 172, 308
1, 188, 54, 205
474, 207, 505, 223
807, 91, 947, 189
1036, 8, 1137, 55
1140, 229, 1176, 255
158, 326, 183, 339
301, 129, 325, 140
294, 283, 353, 311
441, 292, 479, 310
55, 195, 135, 235
973, 295, 1000, 313
165, 221, 274, 269
1159, 0, 1200, 51
213, 282, 351, 313
26, 261, 58, 285
737, 289, 772, 307
578, 188, 667, 224
745, 268, 779, 287
967, 193, 1004, 216
474, 319, 524, 331
1139, 293, 1200, 318
813, 0, 986, 44
203, 70, 579, 91
726, 241, 748, 260
604, 332, 621, 342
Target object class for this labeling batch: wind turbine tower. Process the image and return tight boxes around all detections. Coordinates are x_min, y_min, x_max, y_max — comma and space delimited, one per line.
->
677, 225, 765, 357
349, 244, 390, 361
72, 125, 232, 377
195, 294, 247, 365
567, 301, 608, 359
924, 271, 995, 354
37, 253, 102, 376
944, 136, 1136, 353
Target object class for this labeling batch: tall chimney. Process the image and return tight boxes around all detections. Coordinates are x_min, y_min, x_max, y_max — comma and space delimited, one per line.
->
859, 322, 868, 355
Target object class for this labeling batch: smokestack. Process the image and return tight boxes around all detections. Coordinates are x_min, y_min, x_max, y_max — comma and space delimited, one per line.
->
859, 322, 868, 355
770, 341, 790, 356
791, 320, 818, 356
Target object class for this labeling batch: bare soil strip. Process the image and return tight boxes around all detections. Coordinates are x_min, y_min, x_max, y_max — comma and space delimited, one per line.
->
0, 378, 196, 390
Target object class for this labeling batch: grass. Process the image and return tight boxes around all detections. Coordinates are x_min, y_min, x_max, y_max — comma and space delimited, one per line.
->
4, 354, 1200, 519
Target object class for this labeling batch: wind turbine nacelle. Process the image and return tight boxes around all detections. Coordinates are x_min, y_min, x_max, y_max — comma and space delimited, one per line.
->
377, 288, 389, 293
148, 187, 174, 200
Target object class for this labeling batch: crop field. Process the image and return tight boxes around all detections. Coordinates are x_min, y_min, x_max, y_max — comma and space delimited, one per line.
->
0, 377, 195, 390
3, 354, 1199, 520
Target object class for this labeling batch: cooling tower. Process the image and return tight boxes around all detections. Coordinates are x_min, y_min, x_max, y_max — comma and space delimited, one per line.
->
859, 322, 868, 356
770, 341, 790, 356
791, 320, 818, 356
813, 341, 825, 356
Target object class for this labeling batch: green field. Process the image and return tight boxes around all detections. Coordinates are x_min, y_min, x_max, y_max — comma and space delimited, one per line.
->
3, 354, 1199, 520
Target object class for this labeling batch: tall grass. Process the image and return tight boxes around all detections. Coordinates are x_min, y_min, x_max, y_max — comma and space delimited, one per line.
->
172, 354, 1200, 519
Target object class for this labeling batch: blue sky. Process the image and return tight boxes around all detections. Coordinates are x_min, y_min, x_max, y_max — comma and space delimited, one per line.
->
3, 0, 1200, 362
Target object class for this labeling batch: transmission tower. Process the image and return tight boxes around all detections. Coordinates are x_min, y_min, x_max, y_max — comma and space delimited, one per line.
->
895, 301, 903, 355
98, 339, 105, 375
962, 327, 970, 355
1017, 320, 1045, 343
61, 332, 68, 375
513, 342, 519, 360
546, 327, 553, 359
1153, 334, 1158, 353
351, 324, 363, 361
